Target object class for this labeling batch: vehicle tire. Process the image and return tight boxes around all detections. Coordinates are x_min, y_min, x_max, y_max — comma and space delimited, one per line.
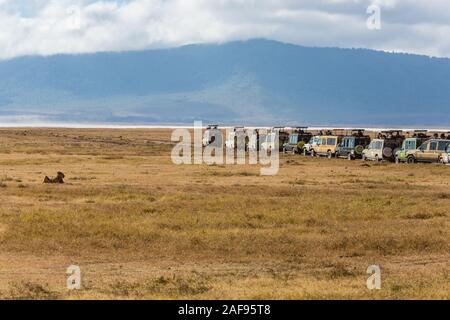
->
406, 156, 415, 164
382, 147, 392, 159
327, 151, 332, 159
283, 147, 287, 154
311, 150, 316, 157
347, 154, 353, 161
354, 145, 364, 155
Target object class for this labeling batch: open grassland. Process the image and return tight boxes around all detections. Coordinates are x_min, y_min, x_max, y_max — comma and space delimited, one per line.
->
0, 128, 448, 299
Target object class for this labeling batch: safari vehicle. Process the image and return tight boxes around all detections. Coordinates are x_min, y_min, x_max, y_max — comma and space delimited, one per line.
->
262, 127, 290, 152
335, 130, 371, 160
203, 125, 222, 147
362, 130, 405, 162
395, 130, 430, 163
248, 128, 266, 152
404, 139, 450, 164
310, 135, 343, 158
441, 145, 450, 164
303, 135, 322, 156
282, 127, 313, 154
225, 127, 247, 150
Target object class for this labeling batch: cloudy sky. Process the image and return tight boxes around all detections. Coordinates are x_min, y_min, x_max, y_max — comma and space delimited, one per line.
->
0, 0, 449, 60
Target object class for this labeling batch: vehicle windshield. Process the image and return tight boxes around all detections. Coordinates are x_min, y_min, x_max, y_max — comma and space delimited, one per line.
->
403, 139, 416, 151
309, 136, 319, 144
289, 135, 298, 144
369, 140, 383, 150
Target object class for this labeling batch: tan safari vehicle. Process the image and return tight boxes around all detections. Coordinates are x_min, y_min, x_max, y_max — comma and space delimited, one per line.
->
310, 135, 342, 158
405, 139, 450, 164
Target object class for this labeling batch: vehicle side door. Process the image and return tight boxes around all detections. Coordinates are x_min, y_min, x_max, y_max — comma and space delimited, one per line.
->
327, 137, 337, 152
424, 141, 438, 161
319, 137, 328, 153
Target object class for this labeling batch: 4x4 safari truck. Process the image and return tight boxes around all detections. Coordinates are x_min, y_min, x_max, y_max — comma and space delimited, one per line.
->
404, 139, 450, 164
310, 135, 343, 158
225, 127, 248, 150
262, 127, 290, 152
203, 125, 222, 147
395, 130, 430, 163
283, 127, 313, 154
362, 130, 405, 162
248, 128, 267, 152
441, 145, 450, 164
303, 135, 321, 156
335, 130, 371, 160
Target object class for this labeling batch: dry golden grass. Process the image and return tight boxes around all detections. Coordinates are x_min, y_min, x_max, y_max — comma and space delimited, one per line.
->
0, 128, 448, 300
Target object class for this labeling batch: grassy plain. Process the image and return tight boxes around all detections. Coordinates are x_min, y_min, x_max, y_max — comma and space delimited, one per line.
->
0, 128, 448, 299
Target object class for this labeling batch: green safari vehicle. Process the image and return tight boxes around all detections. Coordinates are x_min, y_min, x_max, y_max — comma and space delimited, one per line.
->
395, 131, 429, 163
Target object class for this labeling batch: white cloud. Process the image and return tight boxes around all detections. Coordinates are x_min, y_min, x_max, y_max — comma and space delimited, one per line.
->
0, 0, 449, 59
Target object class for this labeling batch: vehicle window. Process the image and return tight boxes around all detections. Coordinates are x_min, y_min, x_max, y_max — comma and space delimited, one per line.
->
321, 138, 327, 145
405, 140, 416, 150
327, 138, 336, 145
438, 141, 448, 151
345, 139, 350, 148
289, 135, 298, 144
348, 139, 355, 148
419, 143, 428, 151
430, 141, 438, 151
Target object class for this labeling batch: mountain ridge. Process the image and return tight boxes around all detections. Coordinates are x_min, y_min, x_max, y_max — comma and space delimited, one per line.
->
0, 39, 449, 126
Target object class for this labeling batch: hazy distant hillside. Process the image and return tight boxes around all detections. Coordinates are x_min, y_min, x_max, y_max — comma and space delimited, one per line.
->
0, 39, 449, 126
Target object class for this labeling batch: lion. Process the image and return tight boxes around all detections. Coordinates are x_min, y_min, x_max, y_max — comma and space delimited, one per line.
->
43, 172, 65, 184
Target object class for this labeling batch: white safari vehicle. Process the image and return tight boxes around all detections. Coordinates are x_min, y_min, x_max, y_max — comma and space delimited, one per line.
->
203, 125, 222, 147
260, 127, 289, 152
248, 129, 267, 152
225, 127, 246, 150
441, 145, 450, 164
362, 131, 404, 162
303, 135, 321, 156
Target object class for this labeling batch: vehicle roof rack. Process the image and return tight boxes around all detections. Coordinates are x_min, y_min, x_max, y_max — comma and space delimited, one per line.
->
381, 130, 403, 134
350, 129, 366, 136
292, 127, 309, 133
206, 125, 219, 129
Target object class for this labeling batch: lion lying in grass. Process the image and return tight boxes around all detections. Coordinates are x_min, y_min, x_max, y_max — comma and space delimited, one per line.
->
43, 172, 65, 184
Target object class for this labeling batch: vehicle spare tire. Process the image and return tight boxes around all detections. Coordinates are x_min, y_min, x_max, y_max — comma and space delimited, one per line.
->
354, 145, 364, 155
382, 147, 393, 159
